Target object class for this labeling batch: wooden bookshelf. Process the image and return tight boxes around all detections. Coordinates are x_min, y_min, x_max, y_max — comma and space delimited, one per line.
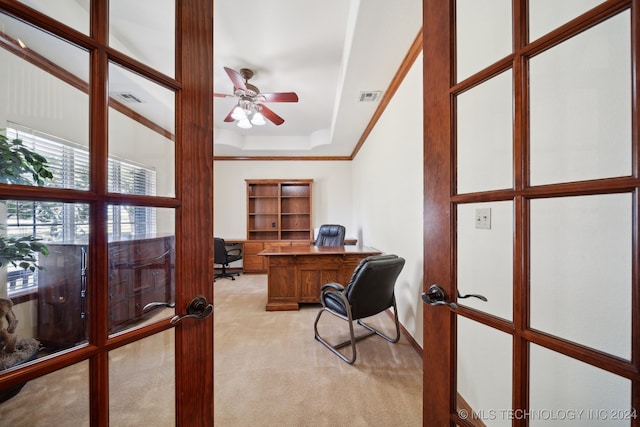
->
246, 179, 313, 241
245, 179, 313, 272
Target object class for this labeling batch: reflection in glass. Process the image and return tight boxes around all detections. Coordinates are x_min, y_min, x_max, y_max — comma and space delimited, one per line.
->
109, 330, 175, 425
457, 201, 513, 320
108, 207, 175, 335
456, 0, 512, 82
0, 13, 90, 189
1, 201, 89, 355
457, 317, 512, 427
109, 0, 175, 77
456, 70, 513, 194
108, 63, 175, 198
530, 344, 630, 427
529, 0, 606, 42
2, 125, 89, 190
0, 360, 89, 424
16, 0, 90, 35
529, 11, 631, 186
530, 194, 632, 359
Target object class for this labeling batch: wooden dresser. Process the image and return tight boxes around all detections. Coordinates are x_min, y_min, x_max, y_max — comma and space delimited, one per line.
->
37, 235, 175, 348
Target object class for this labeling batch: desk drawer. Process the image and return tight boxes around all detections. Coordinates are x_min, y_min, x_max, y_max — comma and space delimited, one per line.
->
243, 242, 266, 273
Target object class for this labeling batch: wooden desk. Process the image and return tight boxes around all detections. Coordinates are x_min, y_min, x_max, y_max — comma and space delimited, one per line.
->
259, 245, 381, 311
223, 238, 359, 273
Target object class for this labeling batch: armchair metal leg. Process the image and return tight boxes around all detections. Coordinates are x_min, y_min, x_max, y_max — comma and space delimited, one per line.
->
314, 297, 401, 364
356, 297, 401, 344
314, 307, 359, 364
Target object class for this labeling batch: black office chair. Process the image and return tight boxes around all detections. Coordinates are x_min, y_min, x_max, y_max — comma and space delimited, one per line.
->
314, 224, 346, 246
314, 254, 405, 364
214, 238, 242, 281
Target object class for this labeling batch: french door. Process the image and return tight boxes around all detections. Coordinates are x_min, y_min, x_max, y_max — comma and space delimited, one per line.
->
0, 0, 213, 425
422, 0, 638, 425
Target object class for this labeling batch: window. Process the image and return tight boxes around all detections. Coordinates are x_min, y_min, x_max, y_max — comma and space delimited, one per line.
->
4, 125, 157, 296
3, 200, 89, 296
5, 125, 90, 191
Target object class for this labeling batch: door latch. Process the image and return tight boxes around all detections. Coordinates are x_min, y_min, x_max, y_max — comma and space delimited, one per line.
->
421, 284, 458, 309
170, 295, 213, 325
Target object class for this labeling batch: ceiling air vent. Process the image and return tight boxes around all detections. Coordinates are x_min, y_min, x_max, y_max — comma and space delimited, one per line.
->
359, 91, 382, 102
112, 92, 143, 103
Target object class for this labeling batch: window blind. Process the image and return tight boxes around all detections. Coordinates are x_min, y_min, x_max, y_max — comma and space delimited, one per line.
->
4, 124, 158, 296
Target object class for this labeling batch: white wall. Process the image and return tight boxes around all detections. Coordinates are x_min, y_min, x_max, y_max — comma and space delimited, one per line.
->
213, 160, 353, 239
351, 53, 424, 346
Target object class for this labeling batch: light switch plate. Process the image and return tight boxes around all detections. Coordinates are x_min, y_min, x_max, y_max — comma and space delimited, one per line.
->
475, 208, 491, 229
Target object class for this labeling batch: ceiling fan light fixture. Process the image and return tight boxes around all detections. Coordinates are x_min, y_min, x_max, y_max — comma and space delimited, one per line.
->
237, 118, 252, 129
231, 106, 246, 120
251, 112, 266, 126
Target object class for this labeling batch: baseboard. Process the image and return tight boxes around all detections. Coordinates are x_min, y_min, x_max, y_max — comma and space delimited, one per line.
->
385, 309, 423, 358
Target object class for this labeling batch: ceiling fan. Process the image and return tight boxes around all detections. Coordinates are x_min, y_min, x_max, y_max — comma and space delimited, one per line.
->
214, 67, 299, 128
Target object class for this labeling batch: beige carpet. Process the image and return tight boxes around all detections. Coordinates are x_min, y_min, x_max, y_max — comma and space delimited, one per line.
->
214, 273, 423, 426
0, 330, 175, 427
0, 274, 423, 426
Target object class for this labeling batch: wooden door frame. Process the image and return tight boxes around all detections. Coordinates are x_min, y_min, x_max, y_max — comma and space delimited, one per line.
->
176, 0, 214, 423
422, 1, 454, 424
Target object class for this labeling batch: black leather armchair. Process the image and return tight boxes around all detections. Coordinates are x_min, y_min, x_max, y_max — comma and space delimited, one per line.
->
314, 254, 405, 364
314, 224, 346, 246
214, 238, 242, 281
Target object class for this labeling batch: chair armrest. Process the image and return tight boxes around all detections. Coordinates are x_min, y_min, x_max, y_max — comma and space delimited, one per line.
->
226, 248, 242, 256
320, 282, 344, 292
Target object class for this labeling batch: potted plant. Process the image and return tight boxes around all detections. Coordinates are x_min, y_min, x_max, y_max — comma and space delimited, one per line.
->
0, 131, 53, 289
0, 131, 54, 405
0, 132, 53, 186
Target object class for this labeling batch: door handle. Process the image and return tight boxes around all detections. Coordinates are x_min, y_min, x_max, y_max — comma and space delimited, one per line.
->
143, 301, 176, 312
457, 290, 488, 302
170, 295, 213, 325
421, 284, 458, 309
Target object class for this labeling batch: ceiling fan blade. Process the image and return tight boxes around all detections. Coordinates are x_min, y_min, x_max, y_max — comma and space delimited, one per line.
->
260, 92, 299, 103
223, 106, 235, 122
214, 93, 234, 98
259, 104, 285, 126
224, 67, 247, 91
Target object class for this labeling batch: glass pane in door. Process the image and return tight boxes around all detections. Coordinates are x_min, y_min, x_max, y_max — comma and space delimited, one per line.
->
109, 330, 175, 425
456, 70, 513, 194
1, 200, 90, 359
109, 0, 175, 77
456, 0, 512, 82
0, 13, 89, 190
457, 316, 512, 426
108, 62, 175, 198
0, 360, 89, 424
107, 206, 175, 336
457, 201, 513, 320
530, 193, 632, 360
530, 344, 631, 426
529, 0, 606, 42
16, 0, 90, 35
529, 11, 631, 186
